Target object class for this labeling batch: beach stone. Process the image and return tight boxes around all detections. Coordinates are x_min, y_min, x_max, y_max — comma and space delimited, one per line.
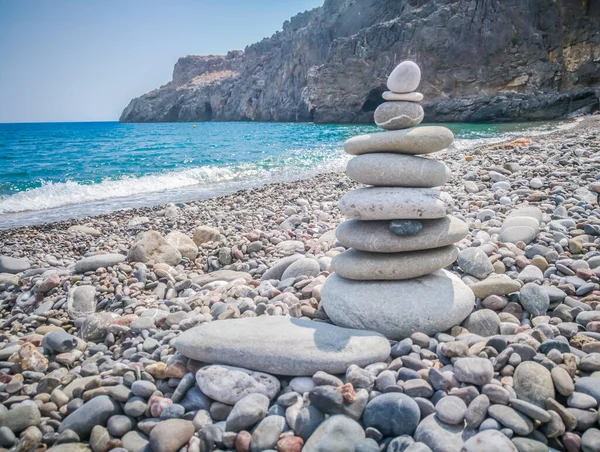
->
435, 396, 467, 425
374, 101, 424, 130
48, 445, 91, 452
0, 255, 30, 274
261, 254, 305, 280
128, 231, 181, 266
281, 258, 320, 280
461, 309, 500, 337
462, 430, 517, 452
191, 269, 251, 286
195, 365, 280, 405
331, 246, 457, 280
387, 60, 421, 93
336, 216, 468, 253
68, 225, 101, 236
582, 428, 600, 452
322, 270, 473, 339
304, 415, 365, 451
519, 283, 550, 316
148, 419, 194, 452
59, 396, 121, 439
340, 187, 451, 220
382, 91, 424, 101
74, 254, 125, 273
363, 393, 420, 436
107, 415, 134, 438
513, 362, 555, 407
470, 274, 522, 299
0, 427, 16, 448
44, 330, 78, 353
509, 399, 551, 423
176, 316, 390, 376
67, 286, 97, 320
458, 247, 494, 279
453, 357, 494, 385
192, 226, 222, 245
575, 377, 600, 403
465, 395, 490, 429
488, 405, 533, 435
499, 209, 542, 244
165, 231, 198, 261
414, 414, 476, 451
225, 393, 269, 432
250, 415, 286, 451
121, 431, 148, 452
0, 404, 40, 433
346, 153, 449, 187
79, 312, 118, 342
0, 273, 19, 285
551, 366, 574, 396
344, 126, 454, 156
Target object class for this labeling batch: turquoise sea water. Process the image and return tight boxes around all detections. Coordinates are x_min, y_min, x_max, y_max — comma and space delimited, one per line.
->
0, 120, 569, 228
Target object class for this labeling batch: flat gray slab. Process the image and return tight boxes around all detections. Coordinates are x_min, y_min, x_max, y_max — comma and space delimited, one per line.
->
174, 316, 390, 376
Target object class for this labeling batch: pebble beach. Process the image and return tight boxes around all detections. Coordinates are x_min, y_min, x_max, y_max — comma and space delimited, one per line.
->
1, 115, 600, 452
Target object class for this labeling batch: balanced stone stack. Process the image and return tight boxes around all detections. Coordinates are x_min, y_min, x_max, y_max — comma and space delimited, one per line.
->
322, 60, 475, 340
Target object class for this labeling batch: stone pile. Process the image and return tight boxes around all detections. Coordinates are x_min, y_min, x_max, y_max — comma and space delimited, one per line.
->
322, 60, 475, 340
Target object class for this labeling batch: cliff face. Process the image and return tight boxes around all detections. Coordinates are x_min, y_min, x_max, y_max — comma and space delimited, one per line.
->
120, 0, 600, 124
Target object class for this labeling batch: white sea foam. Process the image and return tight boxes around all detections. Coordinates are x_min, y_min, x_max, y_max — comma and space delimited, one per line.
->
0, 153, 350, 217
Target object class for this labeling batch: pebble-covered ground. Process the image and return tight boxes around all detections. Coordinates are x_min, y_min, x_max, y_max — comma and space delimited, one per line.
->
1, 116, 600, 452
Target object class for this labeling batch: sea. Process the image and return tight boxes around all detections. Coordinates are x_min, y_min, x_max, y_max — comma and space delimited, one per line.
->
0, 120, 572, 229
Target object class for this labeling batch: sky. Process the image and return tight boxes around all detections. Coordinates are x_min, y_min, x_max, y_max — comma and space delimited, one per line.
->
0, 0, 323, 123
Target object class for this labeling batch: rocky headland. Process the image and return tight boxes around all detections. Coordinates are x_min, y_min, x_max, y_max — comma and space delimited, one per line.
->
1, 115, 600, 451
120, 0, 600, 124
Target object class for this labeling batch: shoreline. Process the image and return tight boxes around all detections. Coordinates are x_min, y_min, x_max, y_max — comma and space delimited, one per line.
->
0, 116, 588, 233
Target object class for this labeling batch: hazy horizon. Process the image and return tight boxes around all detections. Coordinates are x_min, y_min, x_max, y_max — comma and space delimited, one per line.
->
0, 0, 323, 123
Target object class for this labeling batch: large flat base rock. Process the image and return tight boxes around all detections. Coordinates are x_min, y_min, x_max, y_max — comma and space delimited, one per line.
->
321, 270, 474, 340
336, 217, 468, 253
174, 316, 391, 376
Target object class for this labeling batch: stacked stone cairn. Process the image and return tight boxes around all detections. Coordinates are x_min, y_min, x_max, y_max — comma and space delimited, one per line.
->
322, 61, 476, 340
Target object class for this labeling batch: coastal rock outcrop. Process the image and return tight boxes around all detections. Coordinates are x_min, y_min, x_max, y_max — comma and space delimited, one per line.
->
121, 0, 600, 124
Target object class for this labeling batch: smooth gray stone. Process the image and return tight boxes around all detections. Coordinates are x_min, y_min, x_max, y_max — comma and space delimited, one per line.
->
462, 430, 517, 452
0, 255, 30, 274
461, 309, 500, 337
347, 153, 449, 187
331, 246, 458, 280
73, 254, 125, 273
66, 286, 97, 320
519, 283, 550, 316
339, 187, 451, 220
499, 208, 542, 245
363, 393, 420, 437
457, 247, 494, 279
513, 362, 555, 408
453, 358, 494, 385
336, 217, 468, 253
59, 395, 121, 439
414, 414, 476, 451
280, 257, 320, 280
175, 316, 390, 376
43, 330, 78, 353
387, 60, 421, 93
0, 404, 40, 433
261, 254, 305, 280
374, 101, 424, 130
575, 377, 600, 403
225, 393, 269, 432
382, 91, 424, 101
250, 415, 286, 451
487, 405, 533, 435
191, 269, 252, 286
321, 270, 474, 340
303, 415, 365, 452
344, 126, 454, 156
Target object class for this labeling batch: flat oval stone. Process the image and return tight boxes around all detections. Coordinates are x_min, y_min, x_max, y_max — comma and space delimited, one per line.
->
346, 153, 450, 187
331, 246, 458, 280
374, 101, 424, 130
174, 316, 390, 376
336, 217, 468, 253
382, 91, 423, 102
321, 270, 474, 340
344, 126, 454, 156
339, 187, 451, 220
387, 60, 421, 93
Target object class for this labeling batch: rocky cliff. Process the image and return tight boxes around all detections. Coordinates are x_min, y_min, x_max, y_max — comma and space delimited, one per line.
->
120, 0, 600, 124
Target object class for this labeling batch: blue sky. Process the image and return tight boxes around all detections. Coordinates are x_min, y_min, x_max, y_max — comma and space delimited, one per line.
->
0, 0, 323, 123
